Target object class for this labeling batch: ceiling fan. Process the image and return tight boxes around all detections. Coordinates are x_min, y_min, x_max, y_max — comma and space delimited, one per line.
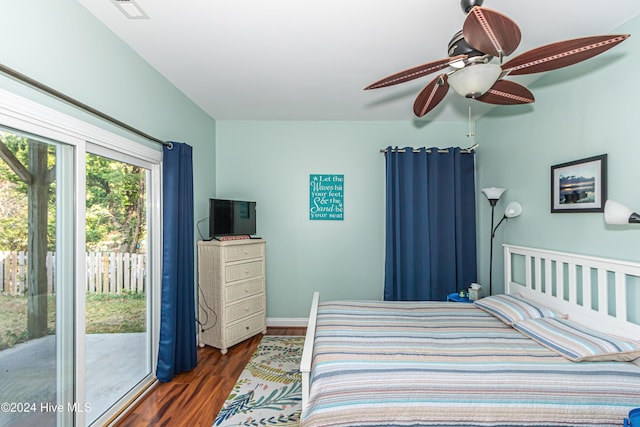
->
364, 0, 630, 118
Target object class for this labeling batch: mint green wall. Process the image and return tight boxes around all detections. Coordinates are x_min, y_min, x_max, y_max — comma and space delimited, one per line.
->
476, 15, 640, 294
216, 121, 471, 318
8, 1, 636, 320
0, 0, 216, 239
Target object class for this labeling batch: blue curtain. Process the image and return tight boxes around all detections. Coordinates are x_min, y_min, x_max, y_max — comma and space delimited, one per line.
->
156, 142, 197, 382
384, 146, 477, 301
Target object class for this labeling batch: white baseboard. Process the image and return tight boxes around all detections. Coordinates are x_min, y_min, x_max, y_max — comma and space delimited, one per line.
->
267, 317, 308, 328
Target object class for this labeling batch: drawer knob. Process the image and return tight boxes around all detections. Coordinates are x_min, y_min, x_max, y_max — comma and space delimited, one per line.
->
245, 269, 249, 273
245, 306, 250, 311
244, 288, 249, 293
245, 326, 250, 330
244, 250, 249, 254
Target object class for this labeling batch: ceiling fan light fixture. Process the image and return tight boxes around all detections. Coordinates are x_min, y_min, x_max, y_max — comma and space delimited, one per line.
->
364, 4, 629, 118
448, 63, 501, 98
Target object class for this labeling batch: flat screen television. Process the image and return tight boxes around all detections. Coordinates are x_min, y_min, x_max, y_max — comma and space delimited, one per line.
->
209, 199, 257, 237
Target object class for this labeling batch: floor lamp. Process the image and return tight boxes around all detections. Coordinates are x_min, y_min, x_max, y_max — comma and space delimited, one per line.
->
481, 188, 522, 295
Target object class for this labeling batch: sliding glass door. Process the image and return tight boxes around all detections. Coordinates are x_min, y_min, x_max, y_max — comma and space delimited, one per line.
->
0, 88, 162, 426
0, 131, 74, 427
84, 151, 153, 425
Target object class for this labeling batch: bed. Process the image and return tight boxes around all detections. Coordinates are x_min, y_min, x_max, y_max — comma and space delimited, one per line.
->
300, 245, 640, 426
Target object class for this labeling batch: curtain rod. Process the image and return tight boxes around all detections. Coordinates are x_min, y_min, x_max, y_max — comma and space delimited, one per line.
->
380, 143, 478, 154
0, 63, 172, 148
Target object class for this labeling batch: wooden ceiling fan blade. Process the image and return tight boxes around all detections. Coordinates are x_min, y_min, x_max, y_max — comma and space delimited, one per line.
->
463, 6, 521, 58
364, 55, 466, 90
413, 74, 449, 117
476, 79, 534, 105
503, 34, 630, 76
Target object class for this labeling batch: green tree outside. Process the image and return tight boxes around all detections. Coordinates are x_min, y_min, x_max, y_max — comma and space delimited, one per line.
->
0, 132, 148, 348
0, 134, 147, 253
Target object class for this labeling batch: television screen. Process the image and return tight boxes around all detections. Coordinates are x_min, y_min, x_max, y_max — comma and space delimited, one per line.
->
209, 199, 256, 237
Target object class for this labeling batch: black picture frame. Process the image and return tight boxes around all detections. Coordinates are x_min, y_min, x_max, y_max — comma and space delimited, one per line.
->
551, 154, 607, 213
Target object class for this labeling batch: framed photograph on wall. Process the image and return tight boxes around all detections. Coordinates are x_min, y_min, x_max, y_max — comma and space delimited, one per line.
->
551, 154, 607, 213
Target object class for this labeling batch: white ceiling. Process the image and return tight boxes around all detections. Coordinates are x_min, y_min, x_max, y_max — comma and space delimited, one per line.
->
78, 0, 640, 121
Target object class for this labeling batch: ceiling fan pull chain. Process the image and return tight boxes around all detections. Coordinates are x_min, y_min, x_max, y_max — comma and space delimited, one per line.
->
467, 105, 476, 145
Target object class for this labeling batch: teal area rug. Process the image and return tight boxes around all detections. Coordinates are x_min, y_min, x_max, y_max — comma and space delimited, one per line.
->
214, 335, 304, 427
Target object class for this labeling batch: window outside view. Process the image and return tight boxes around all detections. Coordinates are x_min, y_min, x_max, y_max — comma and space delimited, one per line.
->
0, 132, 149, 426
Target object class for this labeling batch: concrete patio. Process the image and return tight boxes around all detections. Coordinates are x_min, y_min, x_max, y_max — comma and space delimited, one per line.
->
0, 332, 147, 427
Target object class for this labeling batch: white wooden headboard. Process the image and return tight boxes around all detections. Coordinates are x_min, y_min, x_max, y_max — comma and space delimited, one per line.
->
504, 244, 640, 340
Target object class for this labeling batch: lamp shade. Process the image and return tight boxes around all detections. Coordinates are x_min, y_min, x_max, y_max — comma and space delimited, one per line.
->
504, 202, 522, 218
448, 64, 502, 98
481, 187, 506, 201
604, 200, 640, 224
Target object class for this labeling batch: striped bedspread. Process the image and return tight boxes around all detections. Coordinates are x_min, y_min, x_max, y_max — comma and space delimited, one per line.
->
302, 301, 640, 427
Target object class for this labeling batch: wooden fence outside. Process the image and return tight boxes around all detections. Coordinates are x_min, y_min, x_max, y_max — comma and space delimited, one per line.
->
0, 251, 147, 296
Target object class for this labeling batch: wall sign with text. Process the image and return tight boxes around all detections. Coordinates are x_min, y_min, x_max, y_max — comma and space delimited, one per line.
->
309, 174, 344, 220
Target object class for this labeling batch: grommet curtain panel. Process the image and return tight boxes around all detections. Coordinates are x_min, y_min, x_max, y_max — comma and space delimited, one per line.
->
384, 146, 477, 301
157, 142, 197, 382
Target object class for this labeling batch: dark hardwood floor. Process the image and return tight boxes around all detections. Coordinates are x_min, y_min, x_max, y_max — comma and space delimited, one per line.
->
114, 327, 306, 427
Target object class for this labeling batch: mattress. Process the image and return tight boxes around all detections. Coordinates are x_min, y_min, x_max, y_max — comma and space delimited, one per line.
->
302, 300, 640, 427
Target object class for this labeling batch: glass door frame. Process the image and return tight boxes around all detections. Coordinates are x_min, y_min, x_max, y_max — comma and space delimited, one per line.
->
0, 87, 163, 426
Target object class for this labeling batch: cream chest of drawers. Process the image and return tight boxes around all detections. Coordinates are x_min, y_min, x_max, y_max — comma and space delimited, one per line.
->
197, 238, 266, 354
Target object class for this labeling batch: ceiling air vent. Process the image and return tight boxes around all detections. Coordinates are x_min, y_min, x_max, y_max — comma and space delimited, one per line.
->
111, 0, 149, 19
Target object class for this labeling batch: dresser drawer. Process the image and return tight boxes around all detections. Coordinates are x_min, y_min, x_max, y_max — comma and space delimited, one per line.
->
226, 312, 265, 344
225, 260, 263, 282
225, 277, 264, 303
225, 243, 264, 262
225, 294, 264, 322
